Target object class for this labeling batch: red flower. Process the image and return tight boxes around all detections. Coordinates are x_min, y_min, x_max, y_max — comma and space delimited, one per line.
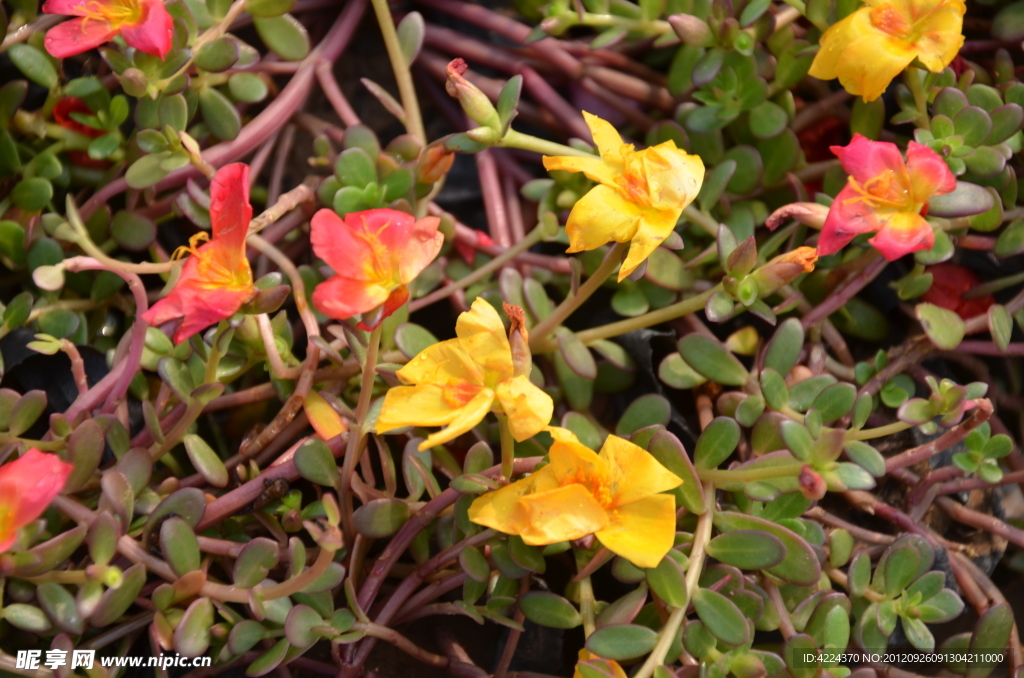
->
819, 134, 956, 261
311, 208, 443, 330
142, 163, 255, 344
0, 449, 73, 553
53, 97, 112, 170
921, 263, 994, 319
43, 0, 173, 59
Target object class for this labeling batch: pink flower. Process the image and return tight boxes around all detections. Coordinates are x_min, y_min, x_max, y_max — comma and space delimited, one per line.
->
310, 209, 443, 330
43, 0, 173, 59
0, 449, 74, 553
819, 134, 956, 261
142, 163, 256, 344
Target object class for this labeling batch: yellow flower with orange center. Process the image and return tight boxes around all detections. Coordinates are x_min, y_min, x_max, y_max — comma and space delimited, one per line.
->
543, 112, 704, 281
469, 427, 682, 569
376, 298, 553, 451
809, 0, 966, 102
573, 650, 627, 678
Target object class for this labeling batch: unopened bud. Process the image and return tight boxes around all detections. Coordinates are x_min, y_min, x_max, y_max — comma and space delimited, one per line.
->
765, 202, 830, 231
750, 246, 818, 296
417, 142, 455, 184
668, 14, 716, 47
446, 59, 501, 130
466, 126, 501, 144
504, 303, 532, 378
798, 465, 827, 500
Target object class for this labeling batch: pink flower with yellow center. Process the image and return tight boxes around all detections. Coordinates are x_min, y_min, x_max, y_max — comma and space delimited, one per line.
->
469, 427, 682, 568
0, 449, 73, 553
819, 134, 955, 261
43, 0, 173, 59
142, 163, 256, 344
543, 112, 704, 281
809, 0, 965, 102
310, 208, 443, 330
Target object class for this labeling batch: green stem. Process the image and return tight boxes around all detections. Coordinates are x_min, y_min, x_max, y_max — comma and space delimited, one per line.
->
369, 0, 426, 143
410, 225, 548, 311
529, 242, 627, 351
341, 324, 383, 540
634, 483, 716, 678
575, 12, 672, 33
963, 270, 1024, 299
258, 544, 337, 600
500, 129, 595, 158
497, 413, 515, 480
203, 321, 229, 384
697, 461, 805, 483
846, 420, 911, 441
579, 574, 597, 638
905, 68, 931, 131
531, 285, 720, 353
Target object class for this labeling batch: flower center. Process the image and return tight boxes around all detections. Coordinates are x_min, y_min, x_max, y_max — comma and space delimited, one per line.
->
613, 146, 652, 207
353, 217, 403, 289
870, 4, 912, 37
75, 0, 142, 27
842, 169, 920, 213
560, 471, 613, 508
442, 380, 483, 409
174, 232, 253, 291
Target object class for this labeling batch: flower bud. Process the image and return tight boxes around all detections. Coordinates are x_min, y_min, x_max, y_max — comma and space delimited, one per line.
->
504, 303, 532, 378
750, 247, 818, 297
765, 202, 830, 231
799, 465, 827, 500
466, 126, 501, 144
669, 14, 716, 46
446, 59, 501, 130
417, 141, 455, 184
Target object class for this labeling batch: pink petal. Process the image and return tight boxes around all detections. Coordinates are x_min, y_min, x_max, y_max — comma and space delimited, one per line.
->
209, 163, 252, 251
141, 257, 251, 344
357, 286, 411, 330
397, 217, 443, 284
817, 184, 886, 256
868, 212, 935, 261
311, 274, 391, 321
309, 209, 377, 280
44, 18, 117, 58
42, 0, 88, 16
355, 209, 416, 252
906, 141, 956, 201
120, 0, 173, 58
830, 134, 906, 185
0, 449, 73, 552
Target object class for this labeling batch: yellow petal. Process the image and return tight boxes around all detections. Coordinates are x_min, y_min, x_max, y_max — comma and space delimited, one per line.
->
582, 111, 627, 162
418, 387, 495, 450
809, 9, 867, 83
619, 208, 680, 281
494, 375, 554, 442
836, 31, 916, 102
376, 384, 458, 433
595, 493, 678, 569
640, 143, 704, 211
915, 1, 965, 71
546, 426, 581, 444
543, 154, 618, 187
599, 435, 683, 507
573, 651, 629, 678
468, 465, 560, 534
565, 184, 643, 254
396, 337, 483, 387
456, 298, 514, 381
510, 483, 609, 545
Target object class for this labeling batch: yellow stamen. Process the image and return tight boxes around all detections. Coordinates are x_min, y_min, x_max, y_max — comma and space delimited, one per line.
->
74, 0, 142, 27
172, 232, 211, 261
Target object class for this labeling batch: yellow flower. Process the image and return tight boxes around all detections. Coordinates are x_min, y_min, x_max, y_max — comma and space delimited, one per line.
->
573, 650, 627, 678
376, 299, 553, 451
542, 112, 704, 281
468, 427, 682, 568
808, 0, 966, 102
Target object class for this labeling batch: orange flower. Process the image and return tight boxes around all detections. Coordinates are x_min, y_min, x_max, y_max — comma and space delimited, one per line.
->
0, 449, 73, 553
310, 209, 443, 330
142, 163, 256, 344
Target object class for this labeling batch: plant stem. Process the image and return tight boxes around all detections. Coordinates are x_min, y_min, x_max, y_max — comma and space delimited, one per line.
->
578, 573, 597, 638
529, 242, 626, 350
409, 225, 547, 311
697, 461, 805, 483
845, 420, 911, 441
905, 68, 931, 131
496, 413, 516, 480
531, 285, 720, 353
500, 129, 594, 158
341, 324, 383, 540
369, 0, 425, 143
634, 482, 715, 678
